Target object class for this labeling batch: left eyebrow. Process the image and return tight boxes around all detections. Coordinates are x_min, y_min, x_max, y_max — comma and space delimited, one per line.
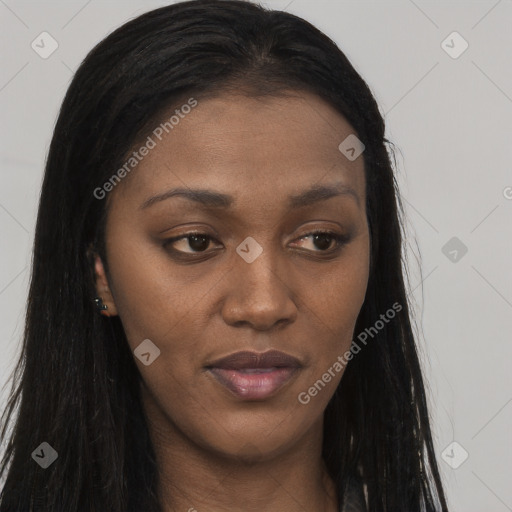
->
140, 182, 360, 210
288, 183, 360, 209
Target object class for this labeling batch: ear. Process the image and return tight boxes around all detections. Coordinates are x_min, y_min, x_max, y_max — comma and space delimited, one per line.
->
93, 254, 118, 317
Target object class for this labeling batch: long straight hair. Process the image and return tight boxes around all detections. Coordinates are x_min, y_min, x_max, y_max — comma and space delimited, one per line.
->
0, 1, 448, 510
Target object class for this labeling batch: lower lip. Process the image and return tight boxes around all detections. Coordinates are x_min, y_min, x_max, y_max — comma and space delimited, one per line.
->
207, 367, 299, 400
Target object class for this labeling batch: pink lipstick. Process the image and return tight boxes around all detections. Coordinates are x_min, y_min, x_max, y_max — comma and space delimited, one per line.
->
205, 350, 302, 400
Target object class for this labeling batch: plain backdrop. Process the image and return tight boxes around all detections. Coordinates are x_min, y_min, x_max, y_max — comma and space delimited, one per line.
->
0, 1, 511, 510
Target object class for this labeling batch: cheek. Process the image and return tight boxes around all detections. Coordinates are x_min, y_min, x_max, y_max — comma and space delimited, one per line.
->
105, 230, 208, 351
311, 233, 370, 338
300, 234, 370, 385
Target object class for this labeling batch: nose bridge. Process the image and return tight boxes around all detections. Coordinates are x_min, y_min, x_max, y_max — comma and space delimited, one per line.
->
221, 236, 297, 329
237, 239, 282, 294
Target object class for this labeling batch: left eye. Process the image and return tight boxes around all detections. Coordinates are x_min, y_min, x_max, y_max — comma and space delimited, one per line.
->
291, 231, 347, 252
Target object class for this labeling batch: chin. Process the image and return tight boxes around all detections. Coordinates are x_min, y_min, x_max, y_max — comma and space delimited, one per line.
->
198, 412, 315, 463
207, 435, 294, 463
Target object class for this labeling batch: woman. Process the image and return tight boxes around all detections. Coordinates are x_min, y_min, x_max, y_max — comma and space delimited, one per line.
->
0, 1, 449, 510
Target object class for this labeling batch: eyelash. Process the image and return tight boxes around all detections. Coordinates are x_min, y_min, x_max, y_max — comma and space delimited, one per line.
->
163, 229, 349, 259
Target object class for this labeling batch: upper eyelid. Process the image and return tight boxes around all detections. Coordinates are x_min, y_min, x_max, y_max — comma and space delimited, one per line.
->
166, 228, 342, 242
165, 230, 347, 252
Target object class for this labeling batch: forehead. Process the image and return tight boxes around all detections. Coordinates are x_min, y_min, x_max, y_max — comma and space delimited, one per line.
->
111, 91, 366, 209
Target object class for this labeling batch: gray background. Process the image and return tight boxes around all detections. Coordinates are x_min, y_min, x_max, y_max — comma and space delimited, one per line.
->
1, 0, 511, 510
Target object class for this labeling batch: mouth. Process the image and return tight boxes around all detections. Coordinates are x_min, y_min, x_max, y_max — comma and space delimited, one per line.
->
204, 350, 302, 400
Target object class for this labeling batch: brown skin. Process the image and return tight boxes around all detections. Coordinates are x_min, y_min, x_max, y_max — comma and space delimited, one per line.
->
94, 91, 370, 512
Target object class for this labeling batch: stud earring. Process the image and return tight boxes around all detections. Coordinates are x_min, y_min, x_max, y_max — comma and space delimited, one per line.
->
93, 296, 108, 312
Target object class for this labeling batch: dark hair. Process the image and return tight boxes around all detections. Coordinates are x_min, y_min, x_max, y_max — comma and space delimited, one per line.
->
0, 1, 448, 510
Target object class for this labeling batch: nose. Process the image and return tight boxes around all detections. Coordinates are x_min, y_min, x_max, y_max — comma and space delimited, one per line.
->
220, 246, 298, 331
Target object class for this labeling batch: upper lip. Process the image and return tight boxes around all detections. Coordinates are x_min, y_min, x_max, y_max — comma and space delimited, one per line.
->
205, 350, 302, 370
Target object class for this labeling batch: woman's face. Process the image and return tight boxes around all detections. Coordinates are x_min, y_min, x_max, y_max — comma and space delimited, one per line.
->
98, 91, 370, 460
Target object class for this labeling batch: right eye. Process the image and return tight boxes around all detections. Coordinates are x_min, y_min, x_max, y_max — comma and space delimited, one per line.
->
163, 232, 221, 255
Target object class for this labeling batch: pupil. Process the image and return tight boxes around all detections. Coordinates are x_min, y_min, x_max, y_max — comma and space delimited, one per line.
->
189, 235, 209, 251
314, 233, 332, 251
